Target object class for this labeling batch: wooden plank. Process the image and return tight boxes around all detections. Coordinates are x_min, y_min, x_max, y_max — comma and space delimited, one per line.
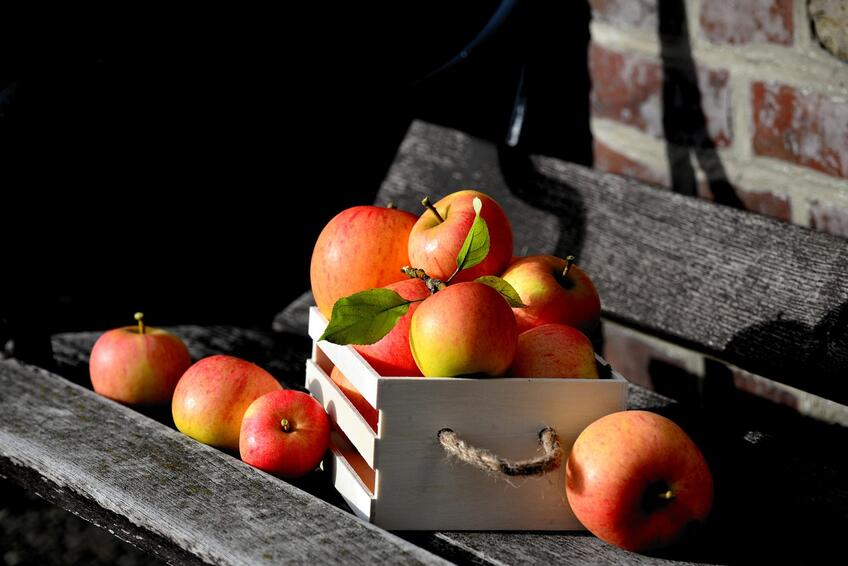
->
46, 324, 848, 564
377, 121, 848, 405
0, 359, 447, 565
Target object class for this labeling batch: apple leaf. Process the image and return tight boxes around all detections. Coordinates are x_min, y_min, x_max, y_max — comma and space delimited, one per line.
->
319, 289, 412, 345
454, 197, 490, 273
475, 276, 527, 308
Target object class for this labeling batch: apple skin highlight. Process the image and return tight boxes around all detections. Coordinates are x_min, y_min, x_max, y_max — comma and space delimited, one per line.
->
409, 282, 518, 377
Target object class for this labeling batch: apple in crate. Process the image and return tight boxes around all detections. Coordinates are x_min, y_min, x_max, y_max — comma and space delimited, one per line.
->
565, 411, 713, 553
89, 312, 191, 405
311, 205, 417, 319
240, 390, 330, 479
172, 355, 281, 451
354, 278, 429, 377
409, 281, 518, 377
510, 324, 598, 378
407, 190, 513, 283
502, 255, 600, 333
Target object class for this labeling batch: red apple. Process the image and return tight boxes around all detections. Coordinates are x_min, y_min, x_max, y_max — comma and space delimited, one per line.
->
409, 281, 518, 377
172, 355, 282, 451
565, 410, 714, 553
354, 278, 429, 377
239, 389, 331, 479
501, 255, 601, 333
407, 190, 513, 283
311, 205, 417, 318
330, 366, 379, 431
510, 324, 598, 378
89, 312, 191, 405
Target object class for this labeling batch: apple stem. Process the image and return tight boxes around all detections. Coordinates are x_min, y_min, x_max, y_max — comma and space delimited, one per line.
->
281, 418, 291, 432
387, 201, 397, 209
657, 490, 675, 500
562, 255, 576, 279
134, 312, 145, 335
421, 196, 444, 224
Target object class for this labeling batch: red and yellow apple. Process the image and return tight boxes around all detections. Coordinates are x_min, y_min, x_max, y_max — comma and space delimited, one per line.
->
354, 278, 429, 377
172, 354, 281, 451
501, 255, 601, 333
565, 410, 714, 553
239, 389, 331, 479
311, 205, 417, 318
407, 190, 513, 283
510, 324, 598, 378
409, 281, 518, 377
330, 366, 378, 431
89, 312, 191, 405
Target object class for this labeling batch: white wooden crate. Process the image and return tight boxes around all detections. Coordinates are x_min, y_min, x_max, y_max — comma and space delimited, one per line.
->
305, 307, 627, 530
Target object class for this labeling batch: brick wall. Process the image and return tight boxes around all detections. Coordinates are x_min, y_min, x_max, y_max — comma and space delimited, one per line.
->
588, 1, 848, 421
588, 0, 848, 234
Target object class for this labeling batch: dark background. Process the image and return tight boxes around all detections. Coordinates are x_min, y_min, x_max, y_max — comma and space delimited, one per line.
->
0, 2, 591, 362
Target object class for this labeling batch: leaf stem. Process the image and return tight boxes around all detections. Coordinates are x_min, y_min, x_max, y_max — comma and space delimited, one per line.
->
402, 266, 446, 294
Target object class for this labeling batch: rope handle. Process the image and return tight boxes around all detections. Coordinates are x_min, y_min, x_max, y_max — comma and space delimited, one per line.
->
437, 427, 562, 477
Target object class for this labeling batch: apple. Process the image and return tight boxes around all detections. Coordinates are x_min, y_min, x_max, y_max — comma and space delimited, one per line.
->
311, 205, 417, 318
501, 255, 601, 333
510, 324, 598, 378
330, 366, 379, 431
89, 312, 191, 405
409, 281, 518, 377
407, 190, 513, 283
565, 410, 714, 553
354, 278, 429, 377
172, 354, 282, 451
239, 389, 331, 479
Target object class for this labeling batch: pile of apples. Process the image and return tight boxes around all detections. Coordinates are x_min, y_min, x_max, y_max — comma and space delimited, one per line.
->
89, 314, 331, 480
311, 189, 602, 381
313, 189, 714, 554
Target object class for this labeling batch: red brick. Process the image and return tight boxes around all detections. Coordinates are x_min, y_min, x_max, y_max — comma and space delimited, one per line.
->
753, 82, 848, 178
700, 0, 793, 46
589, 0, 657, 32
593, 139, 669, 187
589, 43, 732, 147
696, 182, 791, 222
809, 201, 848, 238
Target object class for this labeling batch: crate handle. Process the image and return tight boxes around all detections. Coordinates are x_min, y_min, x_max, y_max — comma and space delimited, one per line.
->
437, 427, 562, 477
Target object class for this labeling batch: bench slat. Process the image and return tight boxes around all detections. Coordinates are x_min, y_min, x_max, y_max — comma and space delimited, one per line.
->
0, 358, 447, 566
41, 324, 848, 565
377, 122, 848, 404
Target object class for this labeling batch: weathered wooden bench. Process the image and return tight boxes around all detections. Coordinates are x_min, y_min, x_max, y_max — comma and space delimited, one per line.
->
2, 121, 847, 565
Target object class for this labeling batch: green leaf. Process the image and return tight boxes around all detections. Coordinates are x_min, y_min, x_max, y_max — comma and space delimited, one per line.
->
319, 289, 412, 345
475, 276, 527, 308
455, 196, 490, 273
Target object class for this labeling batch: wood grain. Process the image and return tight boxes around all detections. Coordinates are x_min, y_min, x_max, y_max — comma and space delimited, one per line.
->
378, 121, 848, 405
0, 358, 447, 566
35, 322, 848, 564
